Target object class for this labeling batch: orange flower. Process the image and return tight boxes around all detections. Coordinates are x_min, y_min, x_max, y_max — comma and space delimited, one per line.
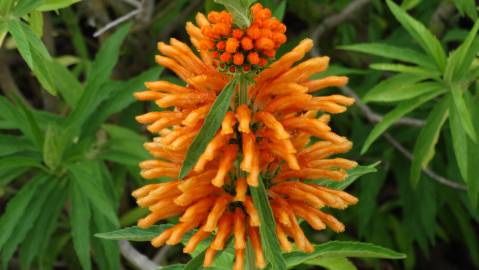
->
133, 4, 358, 269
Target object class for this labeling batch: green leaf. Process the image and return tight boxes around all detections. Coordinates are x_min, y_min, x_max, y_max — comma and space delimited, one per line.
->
70, 178, 92, 270
1, 178, 56, 268
214, 0, 253, 28
272, 0, 287, 21
449, 98, 469, 183
340, 43, 435, 69
95, 225, 173, 241
7, 19, 57, 95
0, 135, 35, 156
386, 0, 447, 71
410, 97, 449, 186
451, 85, 477, 142
28, 11, 43, 36
19, 184, 67, 269
0, 0, 15, 15
43, 122, 67, 170
365, 81, 442, 103
0, 95, 43, 149
369, 63, 440, 78
364, 73, 427, 104
361, 90, 445, 154
305, 257, 357, 270
84, 67, 163, 135
0, 174, 47, 250
49, 60, 84, 108
100, 124, 149, 166
91, 209, 120, 270
0, 155, 43, 172
66, 22, 132, 137
250, 178, 287, 270
179, 78, 238, 179
401, 0, 422, 10
452, 0, 478, 20
310, 162, 380, 190
68, 161, 119, 226
281, 241, 406, 268
12, 0, 42, 16
444, 20, 479, 83
36, 0, 81, 11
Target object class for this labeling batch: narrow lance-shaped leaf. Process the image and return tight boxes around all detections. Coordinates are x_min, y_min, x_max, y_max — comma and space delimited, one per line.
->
444, 20, 479, 83
279, 241, 406, 269
19, 184, 68, 269
250, 178, 288, 270
361, 90, 445, 154
179, 78, 239, 179
95, 225, 173, 242
70, 179, 92, 270
451, 84, 477, 142
272, 0, 287, 21
1, 179, 56, 269
386, 0, 447, 71
340, 43, 435, 69
0, 174, 48, 250
410, 96, 450, 186
364, 81, 442, 103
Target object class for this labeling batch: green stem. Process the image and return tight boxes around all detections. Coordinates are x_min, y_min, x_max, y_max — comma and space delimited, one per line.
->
238, 74, 249, 105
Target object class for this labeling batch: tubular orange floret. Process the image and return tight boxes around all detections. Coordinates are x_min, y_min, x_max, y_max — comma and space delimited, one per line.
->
134, 9, 358, 266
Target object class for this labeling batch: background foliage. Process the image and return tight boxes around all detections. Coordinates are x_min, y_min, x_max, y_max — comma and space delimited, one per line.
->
0, 0, 478, 269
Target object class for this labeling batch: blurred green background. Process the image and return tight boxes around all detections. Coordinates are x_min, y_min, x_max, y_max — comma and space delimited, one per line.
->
0, 0, 478, 269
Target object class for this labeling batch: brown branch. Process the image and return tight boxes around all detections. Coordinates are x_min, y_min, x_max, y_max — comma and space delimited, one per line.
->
119, 240, 159, 270
340, 86, 467, 191
311, 0, 371, 57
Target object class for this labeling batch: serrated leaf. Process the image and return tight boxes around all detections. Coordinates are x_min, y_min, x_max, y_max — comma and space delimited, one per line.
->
250, 178, 287, 270
70, 178, 92, 270
19, 184, 67, 269
365, 81, 442, 103
340, 43, 435, 69
310, 162, 380, 190
386, 0, 447, 71
0, 174, 48, 250
1, 178, 56, 269
281, 241, 406, 268
95, 225, 173, 241
214, 0, 253, 28
179, 78, 238, 179
361, 90, 445, 154
410, 97, 449, 186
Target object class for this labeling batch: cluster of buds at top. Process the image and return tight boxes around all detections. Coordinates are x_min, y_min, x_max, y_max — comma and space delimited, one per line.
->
200, 3, 287, 73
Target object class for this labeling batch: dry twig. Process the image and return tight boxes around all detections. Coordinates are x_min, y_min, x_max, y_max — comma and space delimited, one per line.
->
340, 86, 467, 191
311, 0, 371, 56
120, 240, 159, 270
